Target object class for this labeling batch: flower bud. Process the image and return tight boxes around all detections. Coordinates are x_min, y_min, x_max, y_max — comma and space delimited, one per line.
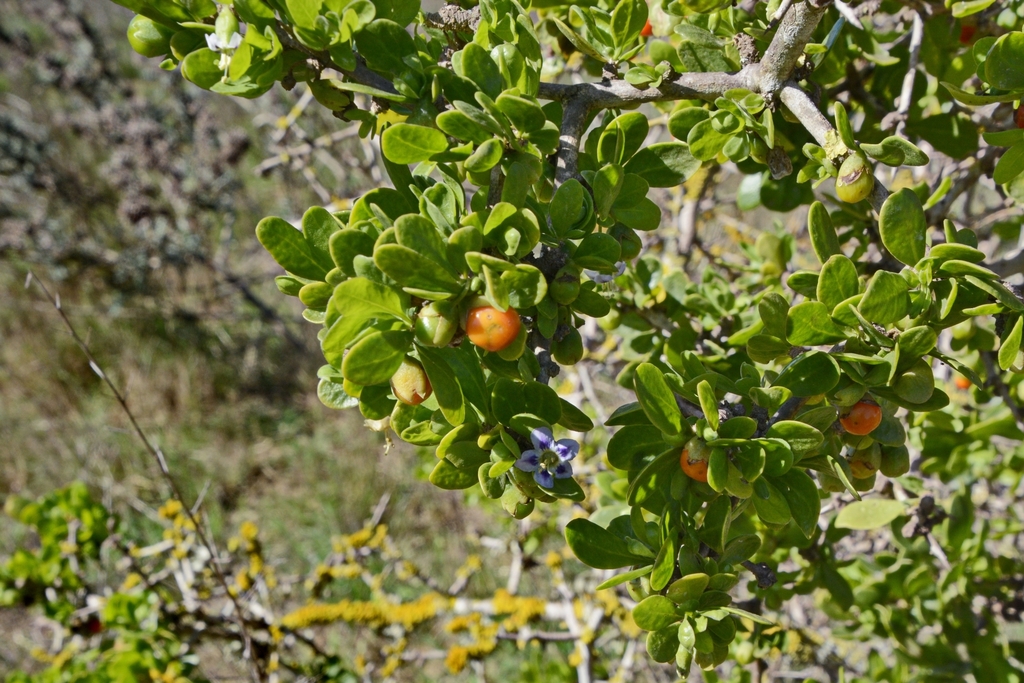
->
215, 6, 240, 47
127, 15, 174, 58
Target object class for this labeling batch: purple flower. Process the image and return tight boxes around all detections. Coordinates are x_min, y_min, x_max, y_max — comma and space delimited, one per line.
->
514, 427, 579, 489
584, 261, 626, 284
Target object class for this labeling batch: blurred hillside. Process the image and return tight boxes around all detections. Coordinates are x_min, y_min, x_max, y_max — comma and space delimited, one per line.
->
0, 0, 485, 623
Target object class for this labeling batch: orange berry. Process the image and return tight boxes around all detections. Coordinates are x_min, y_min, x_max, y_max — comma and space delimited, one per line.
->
390, 358, 432, 405
954, 375, 972, 390
465, 306, 521, 352
641, 19, 653, 37
839, 400, 882, 436
680, 448, 709, 483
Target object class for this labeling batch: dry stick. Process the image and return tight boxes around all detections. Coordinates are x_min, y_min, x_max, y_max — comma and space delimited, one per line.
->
892, 11, 924, 138
27, 272, 266, 683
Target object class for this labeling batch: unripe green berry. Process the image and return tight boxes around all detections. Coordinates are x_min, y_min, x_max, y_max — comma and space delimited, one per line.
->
835, 153, 875, 204
552, 327, 584, 365
127, 15, 174, 58
849, 442, 881, 479
550, 266, 581, 305
414, 301, 458, 347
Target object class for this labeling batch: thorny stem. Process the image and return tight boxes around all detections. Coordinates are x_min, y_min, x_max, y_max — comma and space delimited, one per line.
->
28, 272, 267, 683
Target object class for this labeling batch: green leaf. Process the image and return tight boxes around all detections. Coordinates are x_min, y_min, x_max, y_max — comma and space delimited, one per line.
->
878, 188, 927, 266
181, 48, 223, 89
646, 626, 680, 664
459, 42, 502, 100
817, 255, 859, 313
894, 358, 935, 404
860, 136, 929, 167
999, 315, 1023, 371
834, 499, 906, 530
495, 93, 546, 133
436, 109, 495, 145
634, 364, 683, 436
633, 596, 679, 631
940, 81, 1022, 106
686, 118, 731, 161
418, 346, 466, 426
697, 380, 719, 431
984, 32, 1024, 91
607, 425, 667, 470
667, 573, 709, 603
429, 458, 479, 490
381, 123, 449, 164
341, 329, 412, 386
807, 201, 840, 264
759, 292, 789, 339
550, 179, 587, 237
574, 232, 621, 270
600, 112, 649, 164
751, 479, 791, 525
374, 244, 461, 294
464, 138, 504, 173
257, 216, 335, 280
565, 518, 652, 569
592, 164, 624, 218
610, 0, 647, 50
994, 142, 1024, 186
595, 565, 653, 591
622, 143, 700, 187
502, 265, 548, 309
355, 19, 415, 74
897, 326, 937, 360
858, 271, 911, 325
774, 351, 841, 397
394, 214, 457, 276
786, 301, 848, 346
766, 421, 823, 457
650, 535, 676, 591
776, 469, 820, 538
719, 534, 761, 566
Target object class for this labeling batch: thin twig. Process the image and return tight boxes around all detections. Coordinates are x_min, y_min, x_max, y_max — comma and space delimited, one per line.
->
892, 12, 924, 138
28, 272, 266, 683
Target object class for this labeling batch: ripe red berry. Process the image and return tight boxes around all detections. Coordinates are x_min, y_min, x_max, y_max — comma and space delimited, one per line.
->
839, 401, 882, 436
641, 20, 653, 37
465, 306, 521, 352
959, 24, 976, 44
1016, 104, 1024, 130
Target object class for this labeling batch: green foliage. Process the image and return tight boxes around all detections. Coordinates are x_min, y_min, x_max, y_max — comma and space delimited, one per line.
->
18, 0, 1024, 678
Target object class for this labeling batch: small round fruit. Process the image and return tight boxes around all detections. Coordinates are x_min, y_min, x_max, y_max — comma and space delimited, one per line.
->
953, 375, 972, 390
127, 15, 174, 58
465, 305, 522, 352
1017, 103, 1024, 130
835, 153, 875, 204
959, 24, 976, 44
852, 472, 877, 492
414, 302, 458, 347
597, 308, 621, 331
839, 400, 883, 436
641, 19, 653, 37
552, 327, 584, 365
680, 438, 711, 483
879, 444, 911, 478
848, 443, 881, 479
390, 357, 432, 405
550, 266, 581, 305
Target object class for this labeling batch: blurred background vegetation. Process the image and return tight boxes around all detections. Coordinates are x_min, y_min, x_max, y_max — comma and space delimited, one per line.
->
0, 0, 509, 672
